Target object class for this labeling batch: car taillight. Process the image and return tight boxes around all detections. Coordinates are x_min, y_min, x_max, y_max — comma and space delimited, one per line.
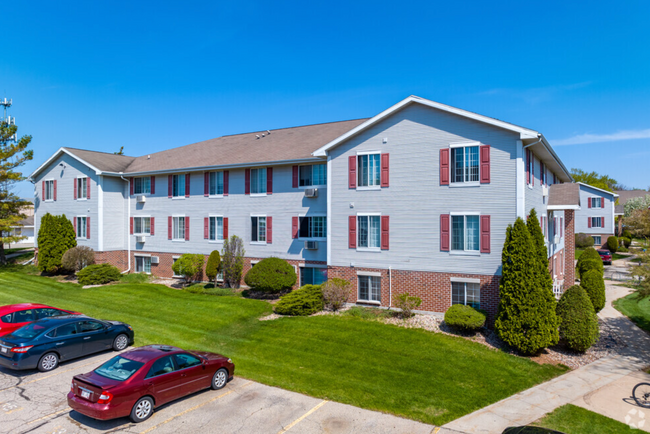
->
11, 345, 33, 353
71, 381, 74, 392
98, 391, 113, 404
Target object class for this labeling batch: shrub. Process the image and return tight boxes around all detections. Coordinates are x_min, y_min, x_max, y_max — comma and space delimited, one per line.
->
606, 236, 618, 253
37, 213, 77, 274
205, 250, 221, 283
222, 235, 245, 288
576, 247, 603, 277
244, 257, 297, 293
622, 230, 632, 240
120, 273, 150, 284
61, 246, 95, 272
580, 269, 606, 313
321, 278, 351, 311
622, 237, 632, 248
77, 263, 121, 286
444, 304, 487, 331
171, 254, 205, 283
575, 233, 595, 248
556, 285, 600, 352
274, 285, 323, 316
394, 292, 422, 318
184, 284, 236, 296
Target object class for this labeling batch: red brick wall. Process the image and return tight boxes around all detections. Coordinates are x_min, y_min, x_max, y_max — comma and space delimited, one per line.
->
564, 210, 576, 286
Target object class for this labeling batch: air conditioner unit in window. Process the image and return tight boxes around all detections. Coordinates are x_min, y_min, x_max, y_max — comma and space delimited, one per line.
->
137, 195, 146, 203
542, 185, 548, 197
151, 256, 159, 264
304, 188, 318, 198
554, 235, 561, 245
304, 240, 318, 250
136, 235, 146, 243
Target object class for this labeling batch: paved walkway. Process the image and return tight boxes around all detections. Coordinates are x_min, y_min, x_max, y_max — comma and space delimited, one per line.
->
444, 281, 650, 434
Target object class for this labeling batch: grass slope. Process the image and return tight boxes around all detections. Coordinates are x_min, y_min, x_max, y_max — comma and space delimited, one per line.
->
614, 293, 650, 334
534, 404, 638, 433
0, 269, 565, 425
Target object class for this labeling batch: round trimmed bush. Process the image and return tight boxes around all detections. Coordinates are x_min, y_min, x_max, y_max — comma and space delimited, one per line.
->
556, 285, 599, 352
607, 236, 618, 253
444, 304, 486, 331
274, 285, 323, 316
244, 257, 297, 293
77, 263, 121, 286
622, 237, 632, 248
578, 258, 604, 278
580, 269, 606, 313
575, 233, 595, 248
622, 230, 632, 240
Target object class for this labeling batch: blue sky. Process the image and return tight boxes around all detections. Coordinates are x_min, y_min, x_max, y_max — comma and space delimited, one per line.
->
4, 1, 650, 197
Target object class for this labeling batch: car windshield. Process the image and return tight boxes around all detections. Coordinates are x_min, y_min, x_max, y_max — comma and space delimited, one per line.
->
11, 323, 48, 339
598, 250, 609, 255
95, 356, 144, 381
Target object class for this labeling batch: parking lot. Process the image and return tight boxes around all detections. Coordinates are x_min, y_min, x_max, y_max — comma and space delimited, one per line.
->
0, 350, 448, 434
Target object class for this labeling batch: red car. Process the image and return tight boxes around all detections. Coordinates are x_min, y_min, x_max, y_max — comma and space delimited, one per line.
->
0, 304, 81, 337
597, 249, 612, 265
67, 345, 235, 423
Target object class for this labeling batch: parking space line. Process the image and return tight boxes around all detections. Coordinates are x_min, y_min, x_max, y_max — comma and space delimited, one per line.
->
276, 400, 328, 434
139, 381, 253, 434
26, 408, 70, 425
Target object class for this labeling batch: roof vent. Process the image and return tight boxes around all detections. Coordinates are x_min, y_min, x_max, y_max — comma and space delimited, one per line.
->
267, 130, 271, 134
147, 155, 151, 159
256, 135, 260, 139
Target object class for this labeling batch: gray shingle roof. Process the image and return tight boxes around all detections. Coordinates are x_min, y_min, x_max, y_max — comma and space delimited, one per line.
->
62, 148, 136, 173
548, 183, 580, 207
615, 190, 650, 214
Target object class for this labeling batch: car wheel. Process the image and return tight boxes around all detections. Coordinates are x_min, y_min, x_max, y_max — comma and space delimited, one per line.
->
38, 352, 59, 372
113, 334, 129, 351
130, 396, 154, 423
211, 368, 229, 390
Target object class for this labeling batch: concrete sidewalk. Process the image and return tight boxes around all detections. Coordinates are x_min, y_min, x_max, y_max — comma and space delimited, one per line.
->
443, 282, 650, 434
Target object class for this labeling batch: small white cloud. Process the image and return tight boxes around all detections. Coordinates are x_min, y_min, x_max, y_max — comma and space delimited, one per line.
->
553, 129, 650, 146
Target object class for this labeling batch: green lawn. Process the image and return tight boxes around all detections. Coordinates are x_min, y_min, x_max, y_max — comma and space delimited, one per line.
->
0, 268, 566, 425
576, 248, 584, 260
614, 293, 650, 334
534, 404, 638, 433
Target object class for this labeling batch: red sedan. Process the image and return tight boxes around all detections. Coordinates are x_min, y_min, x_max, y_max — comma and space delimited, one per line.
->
67, 345, 235, 423
597, 249, 612, 265
0, 304, 81, 337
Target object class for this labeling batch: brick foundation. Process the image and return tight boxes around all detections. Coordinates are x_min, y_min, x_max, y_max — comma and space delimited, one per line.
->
564, 210, 576, 286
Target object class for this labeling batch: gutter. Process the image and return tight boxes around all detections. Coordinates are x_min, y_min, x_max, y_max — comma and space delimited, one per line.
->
120, 174, 131, 274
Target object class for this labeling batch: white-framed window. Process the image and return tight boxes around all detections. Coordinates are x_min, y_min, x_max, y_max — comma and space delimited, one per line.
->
209, 171, 224, 196
172, 256, 182, 277
298, 216, 326, 238
299, 164, 327, 187
358, 275, 381, 302
251, 216, 266, 243
44, 180, 54, 201
134, 177, 151, 195
590, 197, 602, 208
77, 177, 88, 200
357, 214, 380, 249
357, 153, 381, 188
592, 236, 602, 245
172, 216, 186, 240
452, 281, 480, 309
172, 175, 185, 198
451, 144, 479, 184
451, 214, 480, 252
134, 217, 151, 235
250, 168, 267, 194
76, 216, 87, 239
527, 150, 535, 186
590, 217, 603, 228
135, 256, 152, 274
300, 267, 327, 286
209, 216, 224, 241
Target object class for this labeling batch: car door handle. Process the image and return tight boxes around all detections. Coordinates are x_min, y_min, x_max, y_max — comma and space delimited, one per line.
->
56, 342, 65, 345
84, 337, 91, 340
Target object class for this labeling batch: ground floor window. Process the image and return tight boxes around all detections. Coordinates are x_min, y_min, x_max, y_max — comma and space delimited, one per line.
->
300, 267, 327, 286
172, 257, 182, 277
358, 275, 381, 302
135, 256, 151, 274
451, 281, 480, 309
592, 235, 602, 245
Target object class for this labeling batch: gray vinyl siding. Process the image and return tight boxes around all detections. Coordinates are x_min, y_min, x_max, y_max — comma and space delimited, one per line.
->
524, 150, 548, 219
575, 184, 616, 235
548, 210, 565, 257
328, 103, 520, 275
33, 153, 100, 250
102, 176, 127, 251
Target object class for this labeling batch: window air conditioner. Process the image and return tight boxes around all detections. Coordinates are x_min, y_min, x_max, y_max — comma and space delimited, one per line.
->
304, 241, 318, 250
137, 195, 146, 203
542, 185, 548, 197
554, 235, 561, 245
136, 235, 146, 243
304, 188, 318, 198
151, 256, 159, 264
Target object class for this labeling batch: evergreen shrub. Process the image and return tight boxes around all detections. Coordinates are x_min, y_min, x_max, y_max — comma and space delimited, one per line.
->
244, 257, 297, 293
580, 269, 606, 313
205, 250, 221, 283
607, 236, 618, 253
576, 247, 604, 277
77, 263, 121, 285
172, 254, 205, 283
556, 285, 600, 352
37, 213, 77, 273
622, 237, 632, 248
444, 304, 486, 331
274, 285, 323, 316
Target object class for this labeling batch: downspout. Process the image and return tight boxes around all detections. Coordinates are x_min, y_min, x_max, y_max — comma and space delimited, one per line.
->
388, 266, 392, 309
523, 133, 543, 150
120, 174, 131, 274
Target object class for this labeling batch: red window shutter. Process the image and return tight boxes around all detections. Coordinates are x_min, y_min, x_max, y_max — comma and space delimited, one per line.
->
480, 145, 490, 184
588, 217, 592, 228
587, 197, 591, 208
168, 216, 172, 239
381, 216, 389, 250
204, 217, 209, 239
381, 153, 389, 187
349, 216, 357, 248
87, 178, 91, 199
130, 217, 134, 235
223, 217, 228, 239
440, 214, 450, 251
185, 174, 190, 197
185, 217, 190, 241
168, 175, 172, 198
204, 172, 209, 197
267, 167, 273, 194
73, 217, 77, 235
151, 176, 155, 194
266, 216, 272, 243
292, 216, 299, 239
601, 198, 605, 209
292, 166, 299, 188
602, 216, 605, 228
150, 217, 155, 236
480, 215, 491, 253
130, 177, 134, 196
42, 181, 45, 199
440, 148, 450, 185
74, 178, 78, 200
245, 169, 251, 195
223, 171, 229, 196
86, 217, 90, 239
526, 150, 530, 184
53, 180, 57, 200
348, 156, 356, 189
532, 154, 535, 186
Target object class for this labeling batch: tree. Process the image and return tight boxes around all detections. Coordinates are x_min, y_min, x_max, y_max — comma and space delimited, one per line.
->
630, 251, 650, 300
624, 195, 650, 218
570, 169, 618, 192
495, 217, 558, 355
61, 246, 95, 272
205, 250, 221, 283
222, 235, 245, 288
0, 117, 33, 264
37, 213, 76, 273
625, 208, 650, 238
114, 146, 125, 155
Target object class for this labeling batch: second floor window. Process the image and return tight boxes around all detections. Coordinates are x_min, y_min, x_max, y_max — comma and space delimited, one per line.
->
451, 145, 479, 183
172, 175, 185, 198
209, 216, 224, 241
300, 164, 326, 186
590, 217, 603, 228
77, 177, 88, 199
358, 154, 380, 187
44, 180, 54, 201
298, 216, 326, 238
590, 197, 602, 208
209, 172, 224, 196
251, 216, 267, 242
134, 177, 151, 194
172, 216, 185, 240
452, 215, 479, 252
134, 217, 151, 235
358, 215, 380, 249
250, 168, 267, 194
76, 217, 87, 239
